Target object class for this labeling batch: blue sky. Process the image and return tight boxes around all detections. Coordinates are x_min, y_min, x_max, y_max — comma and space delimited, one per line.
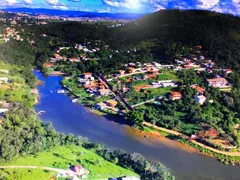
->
0, 0, 240, 15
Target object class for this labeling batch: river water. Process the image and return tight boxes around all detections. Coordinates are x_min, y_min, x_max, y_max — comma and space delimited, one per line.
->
34, 70, 240, 180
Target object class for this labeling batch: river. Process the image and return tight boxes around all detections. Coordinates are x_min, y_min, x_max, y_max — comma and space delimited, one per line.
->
34, 70, 240, 180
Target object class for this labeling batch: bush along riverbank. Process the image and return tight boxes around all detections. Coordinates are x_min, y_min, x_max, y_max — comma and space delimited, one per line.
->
142, 125, 240, 166
84, 142, 175, 180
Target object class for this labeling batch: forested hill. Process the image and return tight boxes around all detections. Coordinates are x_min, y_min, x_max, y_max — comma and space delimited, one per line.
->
29, 9, 240, 69
110, 10, 240, 69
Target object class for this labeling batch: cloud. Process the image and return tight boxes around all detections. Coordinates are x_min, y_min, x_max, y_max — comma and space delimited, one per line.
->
103, 0, 135, 8
197, 0, 220, 9
44, 0, 69, 10
67, 0, 81, 2
52, 5, 69, 10
154, 4, 166, 11
23, 0, 33, 5
46, 0, 59, 5
97, 7, 111, 13
0, 0, 19, 6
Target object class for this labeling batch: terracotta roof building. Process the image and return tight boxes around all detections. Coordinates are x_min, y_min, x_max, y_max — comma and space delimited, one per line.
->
169, 91, 182, 101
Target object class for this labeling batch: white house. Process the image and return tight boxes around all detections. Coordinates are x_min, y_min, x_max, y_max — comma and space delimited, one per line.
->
207, 78, 229, 88
96, 102, 107, 110
99, 89, 111, 96
0, 108, 9, 113
194, 95, 206, 105
0, 77, 9, 84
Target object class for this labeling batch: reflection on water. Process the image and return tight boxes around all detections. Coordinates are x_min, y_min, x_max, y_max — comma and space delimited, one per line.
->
34, 70, 240, 180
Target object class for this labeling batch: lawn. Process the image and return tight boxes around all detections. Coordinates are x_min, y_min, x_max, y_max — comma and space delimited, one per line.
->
146, 87, 173, 96
179, 122, 201, 136
157, 70, 179, 81
0, 168, 55, 180
0, 145, 138, 179
124, 87, 173, 105
0, 39, 4, 44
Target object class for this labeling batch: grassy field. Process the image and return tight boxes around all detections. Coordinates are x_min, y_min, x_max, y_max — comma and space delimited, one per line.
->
0, 145, 138, 179
0, 168, 55, 180
146, 87, 173, 96
0, 39, 4, 44
157, 71, 179, 81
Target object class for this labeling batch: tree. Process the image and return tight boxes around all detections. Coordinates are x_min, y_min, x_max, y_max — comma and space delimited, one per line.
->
126, 110, 144, 125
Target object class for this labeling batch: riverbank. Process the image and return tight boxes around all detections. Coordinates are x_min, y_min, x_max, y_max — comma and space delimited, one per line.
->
141, 122, 240, 165
60, 73, 240, 165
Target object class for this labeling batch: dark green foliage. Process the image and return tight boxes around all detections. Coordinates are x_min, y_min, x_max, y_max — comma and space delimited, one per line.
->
96, 147, 174, 180
0, 40, 37, 87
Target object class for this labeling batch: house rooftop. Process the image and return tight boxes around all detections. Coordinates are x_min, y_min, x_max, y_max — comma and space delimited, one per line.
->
207, 77, 227, 82
83, 72, 92, 75
191, 85, 205, 93
106, 100, 118, 107
97, 102, 106, 107
170, 91, 182, 96
99, 89, 110, 93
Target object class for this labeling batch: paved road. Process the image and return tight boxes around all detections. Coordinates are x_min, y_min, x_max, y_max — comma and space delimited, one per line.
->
131, 99, 155, 108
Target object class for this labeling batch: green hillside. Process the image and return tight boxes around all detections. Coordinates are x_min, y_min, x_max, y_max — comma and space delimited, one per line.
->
112, 10, 240, 69
30, 10, 240, 70
0, 145, 138, 180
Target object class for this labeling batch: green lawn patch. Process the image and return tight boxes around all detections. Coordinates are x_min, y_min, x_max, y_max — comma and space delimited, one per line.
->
146, 87, 173, 96
179, 122, 201, 136
0, 145, 138, 179
0, 168, 55, 180
0, 39, 4, 45
157, 71, 179, 81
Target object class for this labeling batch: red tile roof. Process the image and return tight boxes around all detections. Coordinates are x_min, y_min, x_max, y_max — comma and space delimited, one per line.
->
171, 91, 182, 97
192, 85, 205, 93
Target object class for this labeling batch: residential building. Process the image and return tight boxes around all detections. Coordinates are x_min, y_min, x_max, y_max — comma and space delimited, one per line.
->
96, 102, 107, 110
191, 85, 205, 94
147, 67, 159, 74
161, 82, 178, 87
43, 63, 54, 68
69, 57, 80, 62
0, 108, 8, 113
0, 77, 9, 84
194, 95, 206, 105
118, 70, 125, 76
73, 165, 83, 174
121, 176, 141, 180
223, 69, 232, 74
207, 78, 229, 88
83, 72, 92, 79
106, 100, 118, 107
99, 89, 111, 96
169, 91, 182, 100
128, 67, 136, 73
52, 54, 62, 59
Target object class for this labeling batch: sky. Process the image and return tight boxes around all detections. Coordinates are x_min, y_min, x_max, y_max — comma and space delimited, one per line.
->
0, 0, 240, 15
